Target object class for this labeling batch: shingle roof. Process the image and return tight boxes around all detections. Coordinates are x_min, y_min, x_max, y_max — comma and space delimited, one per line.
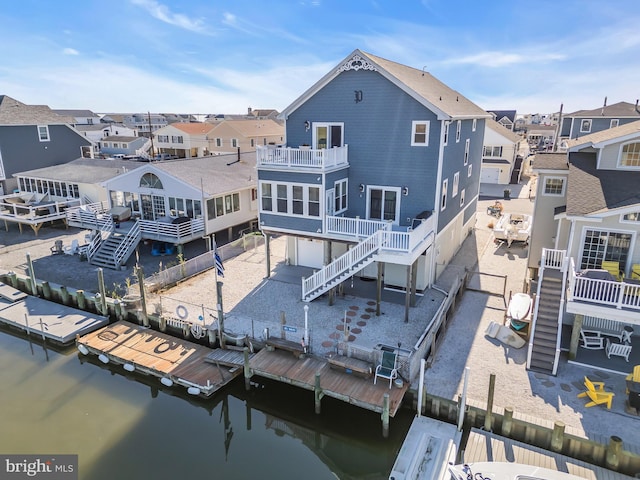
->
566, 101, 640, 118
281, 49, 490, 120
210, 119, 284, 138
153, 153, 256, 196
566, 120, 640, 149
486, 119, 521, 143
0, 95, 74, 125
531, 153, 568, 171
52, 109, 99, 118
102, 135, 140, 142
566, 151, 640, 215
13, 158, 142, 184
169, 122, 216, 135
488, 110, 517, 123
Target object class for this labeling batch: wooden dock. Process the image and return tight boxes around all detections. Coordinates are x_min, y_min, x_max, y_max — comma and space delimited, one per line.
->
460, 427, 631, 479
248, 348, 409, 417
0, 284, 108, 345
77, 321, 241, 397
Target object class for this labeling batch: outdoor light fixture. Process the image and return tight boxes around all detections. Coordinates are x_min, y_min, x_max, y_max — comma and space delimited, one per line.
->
304, 120, 310, 131
359, 184, 365, 193
402, 187, 409, 196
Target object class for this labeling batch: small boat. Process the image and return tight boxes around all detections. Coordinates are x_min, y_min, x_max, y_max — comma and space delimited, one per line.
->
493, 213, 532, 247
449, 461, 588, 479
507, 293, 532, 331
486, 321, 526, 349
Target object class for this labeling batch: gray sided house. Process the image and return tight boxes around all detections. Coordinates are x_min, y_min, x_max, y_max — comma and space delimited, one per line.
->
524, 120, 640, 376
559, 101, 640, 142
256, 49, 489, 302
0, 95, 92, 195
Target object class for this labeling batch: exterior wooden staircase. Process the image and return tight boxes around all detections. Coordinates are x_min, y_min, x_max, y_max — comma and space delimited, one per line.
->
89, 222, 141, 270
527, 249, 567, 375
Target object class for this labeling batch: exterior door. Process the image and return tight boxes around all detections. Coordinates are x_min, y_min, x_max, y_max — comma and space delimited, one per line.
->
367, 187, 400, 225
140, 194, 166, 220
326, 189, 334, 217
314, 123, 343, 150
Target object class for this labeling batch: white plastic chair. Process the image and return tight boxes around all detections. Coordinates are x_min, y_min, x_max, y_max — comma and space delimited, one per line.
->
64, 239, 79, 255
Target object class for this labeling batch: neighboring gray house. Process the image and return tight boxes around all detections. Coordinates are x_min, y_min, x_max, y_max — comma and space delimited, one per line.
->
0, 95, 92, 195
256, 49, 490, 302
488, 109, 516, 131
524, 120, 640, 376
558, 100, 640, 144
99, 135, 151, 158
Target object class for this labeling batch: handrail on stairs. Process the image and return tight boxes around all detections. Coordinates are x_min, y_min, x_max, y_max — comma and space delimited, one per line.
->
112, 221, 141, 266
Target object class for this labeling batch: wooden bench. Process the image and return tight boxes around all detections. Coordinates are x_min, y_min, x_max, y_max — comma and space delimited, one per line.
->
266, 336, 306, 358
327, 354, 373, 378
582, 316, 624, 341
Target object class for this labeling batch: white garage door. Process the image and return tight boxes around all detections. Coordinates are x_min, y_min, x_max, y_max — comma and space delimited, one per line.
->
481, 166, 500, 184
297, 238, 324, 269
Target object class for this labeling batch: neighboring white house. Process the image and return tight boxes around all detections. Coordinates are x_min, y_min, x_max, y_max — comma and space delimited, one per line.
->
481, 119, 522, 184
52, 109, 102, 126
153, 123, 216, 158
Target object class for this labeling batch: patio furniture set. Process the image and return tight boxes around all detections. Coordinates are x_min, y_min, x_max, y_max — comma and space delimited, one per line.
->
579, 317, 634, 362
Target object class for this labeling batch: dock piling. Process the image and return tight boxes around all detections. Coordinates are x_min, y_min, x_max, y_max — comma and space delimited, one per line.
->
502, 407, 514, 436
550, 421, 565, 452
382, 393, 390, 438
484, 373, 496, 432
314, 372, 324, 414
606, 435, 623, 470
243, 347, 251, 391
42, 281, 52, 300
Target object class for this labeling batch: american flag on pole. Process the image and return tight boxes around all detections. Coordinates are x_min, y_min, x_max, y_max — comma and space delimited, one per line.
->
214, 247, 225, 277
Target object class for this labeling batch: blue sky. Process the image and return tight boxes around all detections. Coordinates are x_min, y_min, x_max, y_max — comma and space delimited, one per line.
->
0, 0, 638, 116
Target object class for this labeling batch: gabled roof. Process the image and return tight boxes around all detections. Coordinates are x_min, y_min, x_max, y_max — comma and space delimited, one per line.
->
102, 135, 141, 142
531, 153, 568, 171
168, 122, 216, 135
280, 49, 491, 121
566, 120, 640, 150
0, 95, 74, 125
13, 158, 141, 184
486, 119, 521, 143
566, 151, 640, 215
75, 124, 113, 132
52, 109, 99, 118
488, 110, 516, 123
209, 119, 284, 138
565, 101, 640, 118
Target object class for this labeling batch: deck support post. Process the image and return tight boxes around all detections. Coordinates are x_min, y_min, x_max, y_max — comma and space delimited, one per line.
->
410, 258, 418, 307
382, 393, 390, 438
484, 373, 496, 432
136, 265, 149, 328
114, 300, 123, 321
77, 290, 86, 310
26, 253, 37, 296
568, 313, 583, 360
314, 372, 324, 414
501, 407, 513, 436
97, 268, 107, 315
243, 347, 252, 391
551, 421, 565, 452
404, 265, 411, 323
417, 358, 426, 416
42, 281, 52, 300
264, 234, 271, 278
217, 280, 226, 349
376, 262, 383, 316
60, 286, 70, 306
606, 435, 623, 471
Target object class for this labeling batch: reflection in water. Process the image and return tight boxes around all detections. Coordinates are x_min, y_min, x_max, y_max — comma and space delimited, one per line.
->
0, 329, 412, 479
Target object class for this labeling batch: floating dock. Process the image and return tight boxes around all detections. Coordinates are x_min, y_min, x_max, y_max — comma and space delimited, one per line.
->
77, 321, 241, 397
0, 282, 108, 345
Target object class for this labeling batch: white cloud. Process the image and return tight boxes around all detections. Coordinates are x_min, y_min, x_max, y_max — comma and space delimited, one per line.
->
443, 51, 565, 68
130, 0, 211, 35
62, 48, 79, 56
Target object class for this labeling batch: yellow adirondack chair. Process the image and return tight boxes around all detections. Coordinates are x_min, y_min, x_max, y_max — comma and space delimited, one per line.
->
632, 264, 640, 280
626, 365, 640, 394
601, 260, 623, 281
578, 376, 614, 409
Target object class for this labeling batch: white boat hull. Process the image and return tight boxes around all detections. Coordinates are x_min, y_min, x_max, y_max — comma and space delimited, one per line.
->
449, 461, 588, 479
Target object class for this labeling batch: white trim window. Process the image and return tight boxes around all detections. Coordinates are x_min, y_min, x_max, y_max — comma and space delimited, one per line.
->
231, 138, 238, 148
334, 179, 348, 214
580, 228, 633, 270
260, 181, 320, 218
37, 125, 50, 142
216, 138, 222, 147
619, 142, 640, 168
621, 211, 640, 223
443, 121, 450, 146
250, 139, 255, 147
157, 135, 169, 143
314, 122, 344, 149
543, 176, 565, 196
472, 118, 477, 132
610, 119, 619, 129
460, 188, 465, 207
483, 146, 503, 157
579, 119, 592, 133
441, 179, 448, 211
464, 139, 470, 166
171, 135, 184, 144
456, 120, 461, 143
411, 121, 430, 146
452, 172, 459, 197
468, 163, 472, 177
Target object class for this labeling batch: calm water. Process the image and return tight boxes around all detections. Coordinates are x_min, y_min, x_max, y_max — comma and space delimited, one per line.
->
0, 328, 413, 479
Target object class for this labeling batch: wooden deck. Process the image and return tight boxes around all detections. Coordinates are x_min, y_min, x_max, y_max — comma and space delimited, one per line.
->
0, 291, 108, 345
248, 348, 409, 416
77, 321, 240, 397
461, 428, 630, 479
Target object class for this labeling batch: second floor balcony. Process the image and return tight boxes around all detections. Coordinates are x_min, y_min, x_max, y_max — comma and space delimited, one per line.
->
257, 145, 348, 170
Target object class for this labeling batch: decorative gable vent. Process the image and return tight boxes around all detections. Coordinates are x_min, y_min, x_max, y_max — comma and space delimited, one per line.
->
338, 54, 377, 73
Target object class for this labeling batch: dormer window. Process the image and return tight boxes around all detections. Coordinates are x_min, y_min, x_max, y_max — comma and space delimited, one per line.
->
619, 142, 640, 168
622, 212, 640, 222
580, 119, 592, 133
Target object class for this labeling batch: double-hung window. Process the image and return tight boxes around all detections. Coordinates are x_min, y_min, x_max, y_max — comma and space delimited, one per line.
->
37, 125, 50, 142
455, 120, 461, 143
464, 139, 470, 165
334, 179, 348, 214
443, 121, 450, 146
619, 142, 640, 168
441, 179, 448, 211
411, 121, 430, 146
543, 176, 565, 196
452, 172, 459, 197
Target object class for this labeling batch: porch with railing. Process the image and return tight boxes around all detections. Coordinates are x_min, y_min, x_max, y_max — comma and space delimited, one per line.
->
256, 145, 348, 169
0, 192, 81, 232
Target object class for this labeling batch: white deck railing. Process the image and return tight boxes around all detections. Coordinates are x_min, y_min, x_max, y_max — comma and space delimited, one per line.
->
113, 221, 141, 266
138, 218, 205, 241
326, 216, 389, 238
257, 145, 348, 169
542, 248, 566, 270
